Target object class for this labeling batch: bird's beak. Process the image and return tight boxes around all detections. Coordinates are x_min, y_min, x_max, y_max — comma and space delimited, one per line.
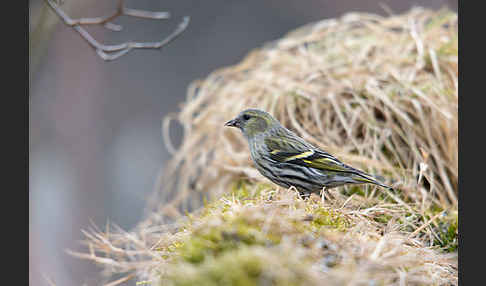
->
225, 118, 239, 128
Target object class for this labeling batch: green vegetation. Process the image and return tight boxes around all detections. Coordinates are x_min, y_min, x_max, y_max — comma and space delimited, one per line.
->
178, 217, 279, 264
162, 246, 316, 286
433, 211, 458, 252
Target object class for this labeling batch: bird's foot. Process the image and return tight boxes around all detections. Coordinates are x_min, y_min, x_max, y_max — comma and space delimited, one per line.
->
319, 187, 336, 204
298, 192, 312, 200
320, 188, 327, 204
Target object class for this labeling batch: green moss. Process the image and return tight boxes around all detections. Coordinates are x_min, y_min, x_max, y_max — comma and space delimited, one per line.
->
230, 179, 251, 199
228, 180, 273, 201
310, 208, 351, 231
166, 249, 263, 286
198, 181, 273, 220
163, 246, 314, 286
178, 216, 279, 264
166, 206, 318, 285
433, 211, 458, 252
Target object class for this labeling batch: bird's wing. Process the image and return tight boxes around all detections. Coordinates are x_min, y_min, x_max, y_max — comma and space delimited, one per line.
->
264, 136, 377, 184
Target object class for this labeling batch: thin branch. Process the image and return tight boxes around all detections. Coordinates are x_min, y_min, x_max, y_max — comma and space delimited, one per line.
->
45, 0, 190, 61
104, 273, 136, 286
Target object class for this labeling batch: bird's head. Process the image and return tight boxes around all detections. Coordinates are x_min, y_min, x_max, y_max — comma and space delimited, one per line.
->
225, 109, 278, 139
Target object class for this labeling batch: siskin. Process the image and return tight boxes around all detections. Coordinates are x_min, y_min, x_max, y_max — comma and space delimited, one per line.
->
225, 108, 393, 197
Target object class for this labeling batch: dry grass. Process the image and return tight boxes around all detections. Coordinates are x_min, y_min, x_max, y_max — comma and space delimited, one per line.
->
69, 7, 458, 286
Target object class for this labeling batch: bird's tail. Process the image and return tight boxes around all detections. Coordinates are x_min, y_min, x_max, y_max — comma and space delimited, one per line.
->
372, 180, 394, 191
354, 172, 394, 190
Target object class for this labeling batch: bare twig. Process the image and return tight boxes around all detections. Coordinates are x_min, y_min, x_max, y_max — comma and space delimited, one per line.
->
104, 273, 136, 286
45, 0, 190, 61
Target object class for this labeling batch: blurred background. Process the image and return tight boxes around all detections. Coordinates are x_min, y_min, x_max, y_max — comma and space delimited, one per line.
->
29, 0, 457, 285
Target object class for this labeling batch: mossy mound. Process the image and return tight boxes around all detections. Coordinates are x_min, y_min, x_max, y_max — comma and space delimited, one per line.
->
152, 184, 456, 285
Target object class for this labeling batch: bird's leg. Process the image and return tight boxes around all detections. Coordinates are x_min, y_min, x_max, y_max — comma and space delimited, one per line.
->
320, 187, 327, 204
299, 191, 311, 200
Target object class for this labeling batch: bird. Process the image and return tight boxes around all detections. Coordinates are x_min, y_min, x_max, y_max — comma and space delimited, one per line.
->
224, 108, 393, 198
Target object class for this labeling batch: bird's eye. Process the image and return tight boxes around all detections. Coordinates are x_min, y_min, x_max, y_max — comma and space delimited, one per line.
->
242, 114, 251, 121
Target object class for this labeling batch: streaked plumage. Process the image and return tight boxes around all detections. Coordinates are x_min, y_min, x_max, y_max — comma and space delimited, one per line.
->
225, 108, 392, 196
